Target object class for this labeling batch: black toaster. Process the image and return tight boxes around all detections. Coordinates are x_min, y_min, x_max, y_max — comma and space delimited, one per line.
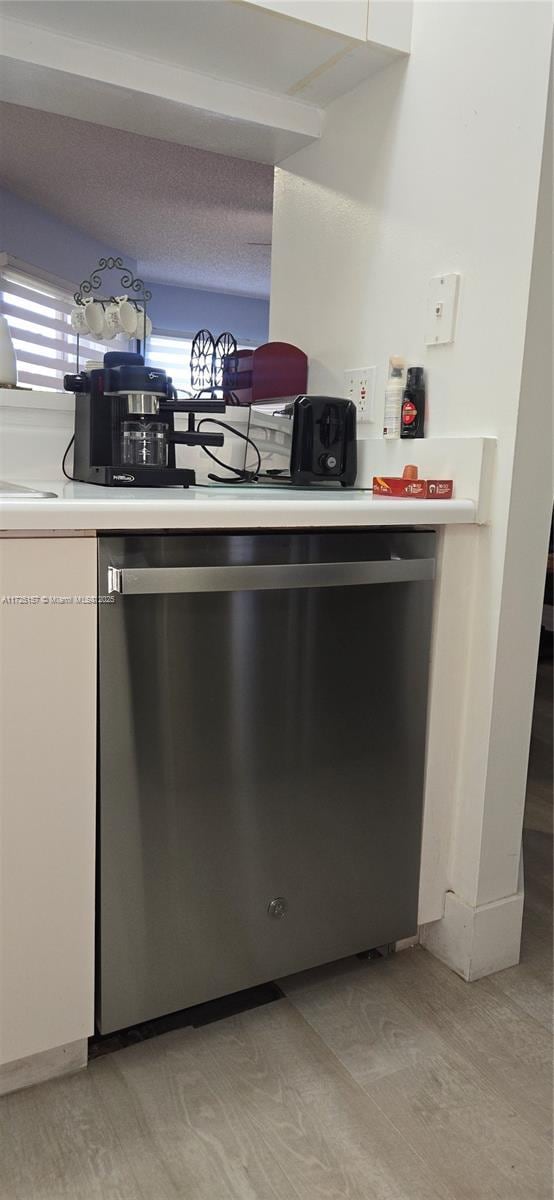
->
246, 395, 357, 487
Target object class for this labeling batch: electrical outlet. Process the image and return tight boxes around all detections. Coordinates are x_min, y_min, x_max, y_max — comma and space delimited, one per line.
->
344, 367, 376, 423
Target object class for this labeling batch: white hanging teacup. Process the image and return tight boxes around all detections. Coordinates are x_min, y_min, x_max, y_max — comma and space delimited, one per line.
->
135, 306, 152, 341
71, 299, 104, 336
84, 299, 104, 336
103, 295, 138, 339
71, 305, 89, 333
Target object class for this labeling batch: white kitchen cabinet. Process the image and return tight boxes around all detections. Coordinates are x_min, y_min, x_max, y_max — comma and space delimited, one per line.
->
246, 0, 370, 41
0, 535, 97, 1087
245, 1, 412, 51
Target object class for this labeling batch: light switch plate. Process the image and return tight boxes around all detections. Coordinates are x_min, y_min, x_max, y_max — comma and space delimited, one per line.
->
425, 273, 460, 346
344, 366, 376, 423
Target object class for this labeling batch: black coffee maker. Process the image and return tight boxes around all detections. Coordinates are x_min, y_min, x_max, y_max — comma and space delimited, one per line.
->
64, 352, 225, 487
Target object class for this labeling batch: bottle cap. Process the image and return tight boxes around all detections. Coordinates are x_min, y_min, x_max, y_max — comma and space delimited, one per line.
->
390, 355, 405, 375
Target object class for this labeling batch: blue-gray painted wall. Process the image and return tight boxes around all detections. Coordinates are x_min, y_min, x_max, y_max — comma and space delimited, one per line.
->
0, 186, 128, 287
148, 280, 269, 343
0, 187, 269, 343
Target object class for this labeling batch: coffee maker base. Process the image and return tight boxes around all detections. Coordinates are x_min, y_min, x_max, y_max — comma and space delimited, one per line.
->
82, 466, 196, 488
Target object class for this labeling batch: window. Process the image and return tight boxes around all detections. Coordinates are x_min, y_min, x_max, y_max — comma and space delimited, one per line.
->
0, 267, 106, 390
0, 265, 258, 394
148, 334, 195, 394
148, 332, 256, 395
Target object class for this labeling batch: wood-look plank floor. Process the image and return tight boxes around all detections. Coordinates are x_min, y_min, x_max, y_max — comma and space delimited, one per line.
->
1, 664, 551, 1200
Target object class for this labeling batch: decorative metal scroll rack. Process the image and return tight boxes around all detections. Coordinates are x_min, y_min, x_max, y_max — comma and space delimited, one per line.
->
190, 328, 238, 394
73, 257, 152, 371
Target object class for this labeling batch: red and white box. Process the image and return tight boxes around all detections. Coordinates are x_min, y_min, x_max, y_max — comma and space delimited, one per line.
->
373, 475, 454, 499
425, 479, 454, 499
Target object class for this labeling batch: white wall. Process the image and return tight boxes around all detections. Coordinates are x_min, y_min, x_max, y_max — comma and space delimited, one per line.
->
474, 62, 552, 905
269, 1, 552, 977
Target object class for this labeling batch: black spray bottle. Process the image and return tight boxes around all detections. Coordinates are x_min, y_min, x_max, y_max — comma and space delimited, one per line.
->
400, 366, 425, 438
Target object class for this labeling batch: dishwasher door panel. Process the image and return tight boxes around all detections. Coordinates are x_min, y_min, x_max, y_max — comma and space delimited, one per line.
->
97, 531, 435, 1033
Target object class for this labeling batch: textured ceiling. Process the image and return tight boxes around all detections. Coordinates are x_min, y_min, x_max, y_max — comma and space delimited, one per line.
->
0, 103, 274, 296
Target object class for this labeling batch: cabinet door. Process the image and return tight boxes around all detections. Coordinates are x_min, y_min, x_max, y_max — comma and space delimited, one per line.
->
0, 536, 96, 1066
247, 1, 369, 42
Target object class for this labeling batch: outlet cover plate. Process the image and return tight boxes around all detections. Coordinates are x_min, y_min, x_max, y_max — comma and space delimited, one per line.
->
425, 273, 460, 346
344, 366, 376, 423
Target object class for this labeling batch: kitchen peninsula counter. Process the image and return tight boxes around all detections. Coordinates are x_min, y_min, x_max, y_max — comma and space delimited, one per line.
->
0, 479, 477, 533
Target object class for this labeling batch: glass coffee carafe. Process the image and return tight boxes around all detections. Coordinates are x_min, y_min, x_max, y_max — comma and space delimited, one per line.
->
121, 420, 167, 468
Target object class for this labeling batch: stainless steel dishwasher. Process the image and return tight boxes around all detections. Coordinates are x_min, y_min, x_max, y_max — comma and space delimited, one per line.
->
97, 529, 435, 1033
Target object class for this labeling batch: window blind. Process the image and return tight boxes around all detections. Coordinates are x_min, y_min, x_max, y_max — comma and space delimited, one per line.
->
148, 333, 256, 395
0, 267, 106, 391
0, 270, 258, 394
148, 334, 195, 394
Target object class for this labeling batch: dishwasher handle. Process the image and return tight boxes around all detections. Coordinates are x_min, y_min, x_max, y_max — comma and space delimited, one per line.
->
107, 557, 435, 595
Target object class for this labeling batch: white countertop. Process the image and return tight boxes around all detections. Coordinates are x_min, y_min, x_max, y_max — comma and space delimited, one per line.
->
0, 479, 477, 532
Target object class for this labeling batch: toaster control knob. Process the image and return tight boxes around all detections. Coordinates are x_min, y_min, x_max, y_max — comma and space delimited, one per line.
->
320, 453, 338, 471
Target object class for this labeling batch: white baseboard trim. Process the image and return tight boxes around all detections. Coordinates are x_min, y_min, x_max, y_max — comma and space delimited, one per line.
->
420, 886, 524, 981
395, 934, 419, 952
0, 1038, 88, 1097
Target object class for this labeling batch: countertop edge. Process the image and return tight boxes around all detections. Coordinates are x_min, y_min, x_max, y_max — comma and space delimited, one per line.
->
0, 490, 478, 533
